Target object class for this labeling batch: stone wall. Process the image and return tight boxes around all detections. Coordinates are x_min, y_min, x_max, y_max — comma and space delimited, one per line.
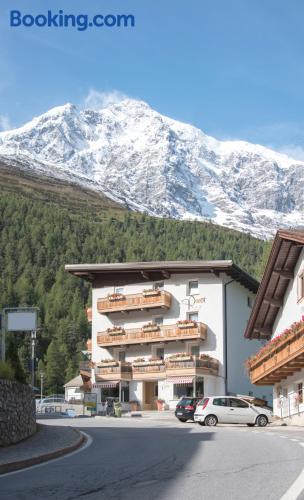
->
0, 379, 36, 446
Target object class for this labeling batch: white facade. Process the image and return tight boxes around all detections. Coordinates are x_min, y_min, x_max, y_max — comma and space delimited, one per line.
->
90, 270, 271, 412
272, 249, 304, 418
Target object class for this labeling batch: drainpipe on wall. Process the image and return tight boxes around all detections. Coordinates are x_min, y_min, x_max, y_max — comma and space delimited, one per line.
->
223, 279, 235, 395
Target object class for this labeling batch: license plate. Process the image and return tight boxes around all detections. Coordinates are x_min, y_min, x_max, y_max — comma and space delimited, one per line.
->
177, 412, 183, 416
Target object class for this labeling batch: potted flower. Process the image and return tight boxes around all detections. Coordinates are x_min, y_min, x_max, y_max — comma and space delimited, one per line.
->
99, 359, 119, 367
177, 319, 197, 329
106, 326, 126, 336
167, 352, 193, 362
156, 399, 165, 411
142, 288, 161, 297
108, 292, 125, 302
133, 357, 147, 367
142, 322, 160, 333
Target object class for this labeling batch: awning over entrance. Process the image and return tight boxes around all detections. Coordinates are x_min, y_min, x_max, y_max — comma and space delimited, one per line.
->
93, 381, 119, 389
166, 376, 194, 385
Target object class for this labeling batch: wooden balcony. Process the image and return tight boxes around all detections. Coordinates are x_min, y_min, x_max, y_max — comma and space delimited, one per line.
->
165, 356, 219, 377
97, 322, 207, 347
249, 326, 304, 385
79, 361, 93, 377
97, 291, 172, 314
95, 361, 132, 381
132, 361, 166, 380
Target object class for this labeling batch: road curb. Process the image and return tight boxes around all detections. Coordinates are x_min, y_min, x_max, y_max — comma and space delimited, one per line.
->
0, 427, 85, 474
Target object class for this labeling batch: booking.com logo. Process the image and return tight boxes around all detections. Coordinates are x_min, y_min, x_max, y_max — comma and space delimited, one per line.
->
10, 10, 135, 31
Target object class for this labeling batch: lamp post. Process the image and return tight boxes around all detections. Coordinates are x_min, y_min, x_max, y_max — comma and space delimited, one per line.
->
40, 371, 44, 401
31, 330, 37, 388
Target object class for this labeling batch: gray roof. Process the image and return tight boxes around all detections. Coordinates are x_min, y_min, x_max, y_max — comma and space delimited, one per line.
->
64, 375, 83, 388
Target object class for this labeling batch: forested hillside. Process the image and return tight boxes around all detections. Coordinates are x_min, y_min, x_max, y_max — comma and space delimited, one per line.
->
0, 192, 270, 393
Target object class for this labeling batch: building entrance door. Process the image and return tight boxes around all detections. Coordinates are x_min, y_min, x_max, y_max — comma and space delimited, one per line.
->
143, 381, 156, 410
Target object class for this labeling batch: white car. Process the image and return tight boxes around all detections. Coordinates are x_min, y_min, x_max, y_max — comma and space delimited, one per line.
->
194, 396, 272, 427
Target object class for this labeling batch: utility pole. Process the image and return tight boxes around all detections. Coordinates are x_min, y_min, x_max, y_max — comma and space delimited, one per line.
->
31, 330, 37, 388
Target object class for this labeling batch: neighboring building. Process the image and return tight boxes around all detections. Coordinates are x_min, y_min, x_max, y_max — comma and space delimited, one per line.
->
64, 375, 84, 403
66, 260, 271, 412
245, 230, 304, 422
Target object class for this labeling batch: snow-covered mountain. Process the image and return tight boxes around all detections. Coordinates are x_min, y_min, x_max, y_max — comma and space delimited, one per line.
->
0, 99, 303, 238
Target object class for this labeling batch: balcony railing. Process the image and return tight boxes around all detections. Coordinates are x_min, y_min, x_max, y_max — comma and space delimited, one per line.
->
95, 361, 132, 381
97, 291, 172, 314
166, 356, 219, 376
133, 360, 166, 380
97, 322, 207, 347
248, 324, 304, 385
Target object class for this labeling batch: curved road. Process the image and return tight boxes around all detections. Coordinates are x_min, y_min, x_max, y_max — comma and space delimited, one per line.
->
1, 417, 304, 500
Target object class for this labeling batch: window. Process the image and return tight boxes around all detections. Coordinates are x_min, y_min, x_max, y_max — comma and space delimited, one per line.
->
115, 287, 124, 294
229, 398, 249, 408
154, 281, 164, 291
188, 280, 198, 295
154, 384, 159, 398
297, 383, 303, 404
188, 311, 198, 322
213, 398, 228, 407
154, 317, 163, 325
121, 382, 130, 403
156, 347, 164, 360
115, 350, 125, 362
298, 271, 304, 302
190, 345, 200, 357
196, 379, 204, 398
173, 384, 193, 399
247, 296, 253, 308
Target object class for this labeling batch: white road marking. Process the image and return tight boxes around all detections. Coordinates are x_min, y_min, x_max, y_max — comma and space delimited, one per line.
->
299, 443, 304, 448
0, 431, 93, 478
279, 435, 289, 438
290, 439, 300, 442
280, 467, 304, 500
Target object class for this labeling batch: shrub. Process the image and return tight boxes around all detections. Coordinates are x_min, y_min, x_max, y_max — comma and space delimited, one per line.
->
0, 361, 14, 381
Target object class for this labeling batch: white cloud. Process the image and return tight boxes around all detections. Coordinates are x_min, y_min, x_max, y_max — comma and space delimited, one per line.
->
83, 89, 130, 110
0, 115, 12, 131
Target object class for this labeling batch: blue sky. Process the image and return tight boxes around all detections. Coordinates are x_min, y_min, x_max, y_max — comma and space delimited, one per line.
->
1, 0, 304, 158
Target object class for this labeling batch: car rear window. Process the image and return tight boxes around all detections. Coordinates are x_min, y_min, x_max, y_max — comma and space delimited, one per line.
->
178, 398, 194, 406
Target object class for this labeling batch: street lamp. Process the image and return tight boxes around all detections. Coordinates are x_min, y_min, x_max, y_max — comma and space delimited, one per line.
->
40, 371, 44, 401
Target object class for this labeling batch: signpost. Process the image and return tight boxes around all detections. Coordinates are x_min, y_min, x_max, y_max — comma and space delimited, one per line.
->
1, 308, 39, 388
84, 393, 97, 415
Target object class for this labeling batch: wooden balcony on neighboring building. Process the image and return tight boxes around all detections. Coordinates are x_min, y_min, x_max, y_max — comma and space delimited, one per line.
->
95, 361, 132, 381
248, 325, 304, 385
97, 322, 207, 347
97, 290, 172, 314
165, 356, 219, 377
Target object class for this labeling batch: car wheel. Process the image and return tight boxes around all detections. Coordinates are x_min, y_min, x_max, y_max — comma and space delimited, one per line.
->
198, 421, 205, 426
256, 415, 268, 427
247, 423, 255, 427
205, 415, 218, 426
178, 418, 187, 423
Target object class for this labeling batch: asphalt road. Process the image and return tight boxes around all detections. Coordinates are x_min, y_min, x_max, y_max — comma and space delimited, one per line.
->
1, 416, 304, 500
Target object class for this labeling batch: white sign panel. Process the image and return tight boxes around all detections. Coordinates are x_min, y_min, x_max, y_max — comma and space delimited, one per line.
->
7, 311, 37, 332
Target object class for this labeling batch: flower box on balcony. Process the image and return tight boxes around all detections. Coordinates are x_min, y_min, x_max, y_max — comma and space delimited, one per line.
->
98, 360, 119, 368
108, 293, 125, 302
167, 353, 193, 362
142, 322, 160, 333
177, 320, 197, 329
133, 358, 164, 367
106, 327, 126, 336
142, 289, 161, 297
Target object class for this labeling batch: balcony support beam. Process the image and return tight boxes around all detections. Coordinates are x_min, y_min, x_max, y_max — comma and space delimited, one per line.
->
264, 296, 283, 308
273, 269, 294, 279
